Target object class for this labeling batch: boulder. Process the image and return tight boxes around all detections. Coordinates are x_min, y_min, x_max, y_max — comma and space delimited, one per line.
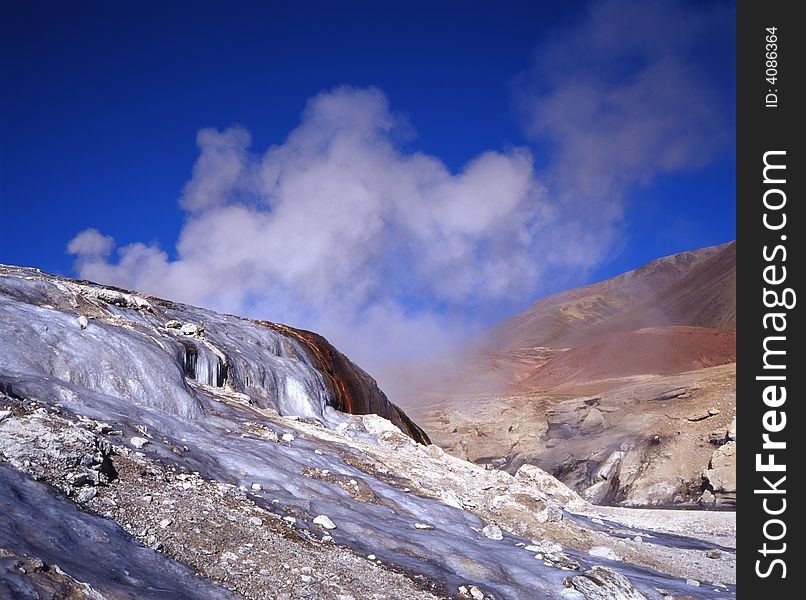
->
313, 515, 336, 530
515, 463, 581, 507
572, 567, 647, 600
588, 546, 620, 562
580, 408, 605, 434
130, 436, 150, 449
180, 322, 204, 336
727, 416, 736, 441
482, 523, 503, 540
361, 414, 401, 436
703, 441, 736, 495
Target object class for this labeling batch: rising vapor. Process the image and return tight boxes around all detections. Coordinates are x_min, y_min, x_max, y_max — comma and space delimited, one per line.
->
68, 1, 732, 378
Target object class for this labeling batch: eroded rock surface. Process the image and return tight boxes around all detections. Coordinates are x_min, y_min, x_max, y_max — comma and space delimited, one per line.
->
420, 365, 737, 508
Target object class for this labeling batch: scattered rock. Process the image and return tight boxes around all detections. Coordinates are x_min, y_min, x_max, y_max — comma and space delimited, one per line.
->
706, 550, 722, 559
75, 487, 97, 504
77, 316, 89, 330
482, 523, 503, 540
525, 541, 562, 555
248, 516, 263, 526
361, 414, 401, 436
165, 320, 182, 329
588, 546, 620, 562
580, 408, 605, 434
426, 444, 445, 459
469, 586, 485, 600
414, 523, 434, 530
250, 482, 263, 491
180, 322, 203, 336
688, 408, 719, 422
686, 578, 700, 587
130, 436, 150, 449
313, 515, 336, 530
281, 433, 295, 443
0, 410, 12, 422
572, 566, 647, 600
703, 441, 736, 501
648, 388, 689, 402
159, 518, 173, 529
699, 490, 715, 505
727, 416, 736, 441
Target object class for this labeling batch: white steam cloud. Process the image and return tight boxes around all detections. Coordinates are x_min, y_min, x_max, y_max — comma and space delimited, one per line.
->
68, 0, 731, 379
70, 87, 549, 363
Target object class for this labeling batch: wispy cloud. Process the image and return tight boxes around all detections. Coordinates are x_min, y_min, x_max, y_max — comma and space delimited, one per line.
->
514, 0, 733, 267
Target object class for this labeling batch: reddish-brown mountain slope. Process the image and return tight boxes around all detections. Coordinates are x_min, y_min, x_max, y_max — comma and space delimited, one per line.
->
488, 241, 735, 352
521, 325, 736, 391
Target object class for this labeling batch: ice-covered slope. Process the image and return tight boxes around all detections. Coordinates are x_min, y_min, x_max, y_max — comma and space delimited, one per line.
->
0, 265, 428, 443
0, 266, 735, 599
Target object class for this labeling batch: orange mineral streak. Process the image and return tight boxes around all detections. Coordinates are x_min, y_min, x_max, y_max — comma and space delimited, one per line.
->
250, 320, 430, 445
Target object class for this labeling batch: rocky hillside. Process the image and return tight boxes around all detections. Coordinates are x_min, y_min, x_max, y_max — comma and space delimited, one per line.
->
415, 243, 736, 509
487, 242, 735, 352
0, 265, 736, 599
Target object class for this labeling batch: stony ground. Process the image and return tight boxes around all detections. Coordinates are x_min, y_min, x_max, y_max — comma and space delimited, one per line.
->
0, 398, 444, 600
1, 391, 735, 599
416, 364, 736, 508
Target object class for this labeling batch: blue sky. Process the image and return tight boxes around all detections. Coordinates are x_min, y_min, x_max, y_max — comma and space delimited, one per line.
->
1, 0, 735, 363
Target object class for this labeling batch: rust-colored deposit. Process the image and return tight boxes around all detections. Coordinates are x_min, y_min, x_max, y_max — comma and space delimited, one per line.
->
252, 320, 431, 445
